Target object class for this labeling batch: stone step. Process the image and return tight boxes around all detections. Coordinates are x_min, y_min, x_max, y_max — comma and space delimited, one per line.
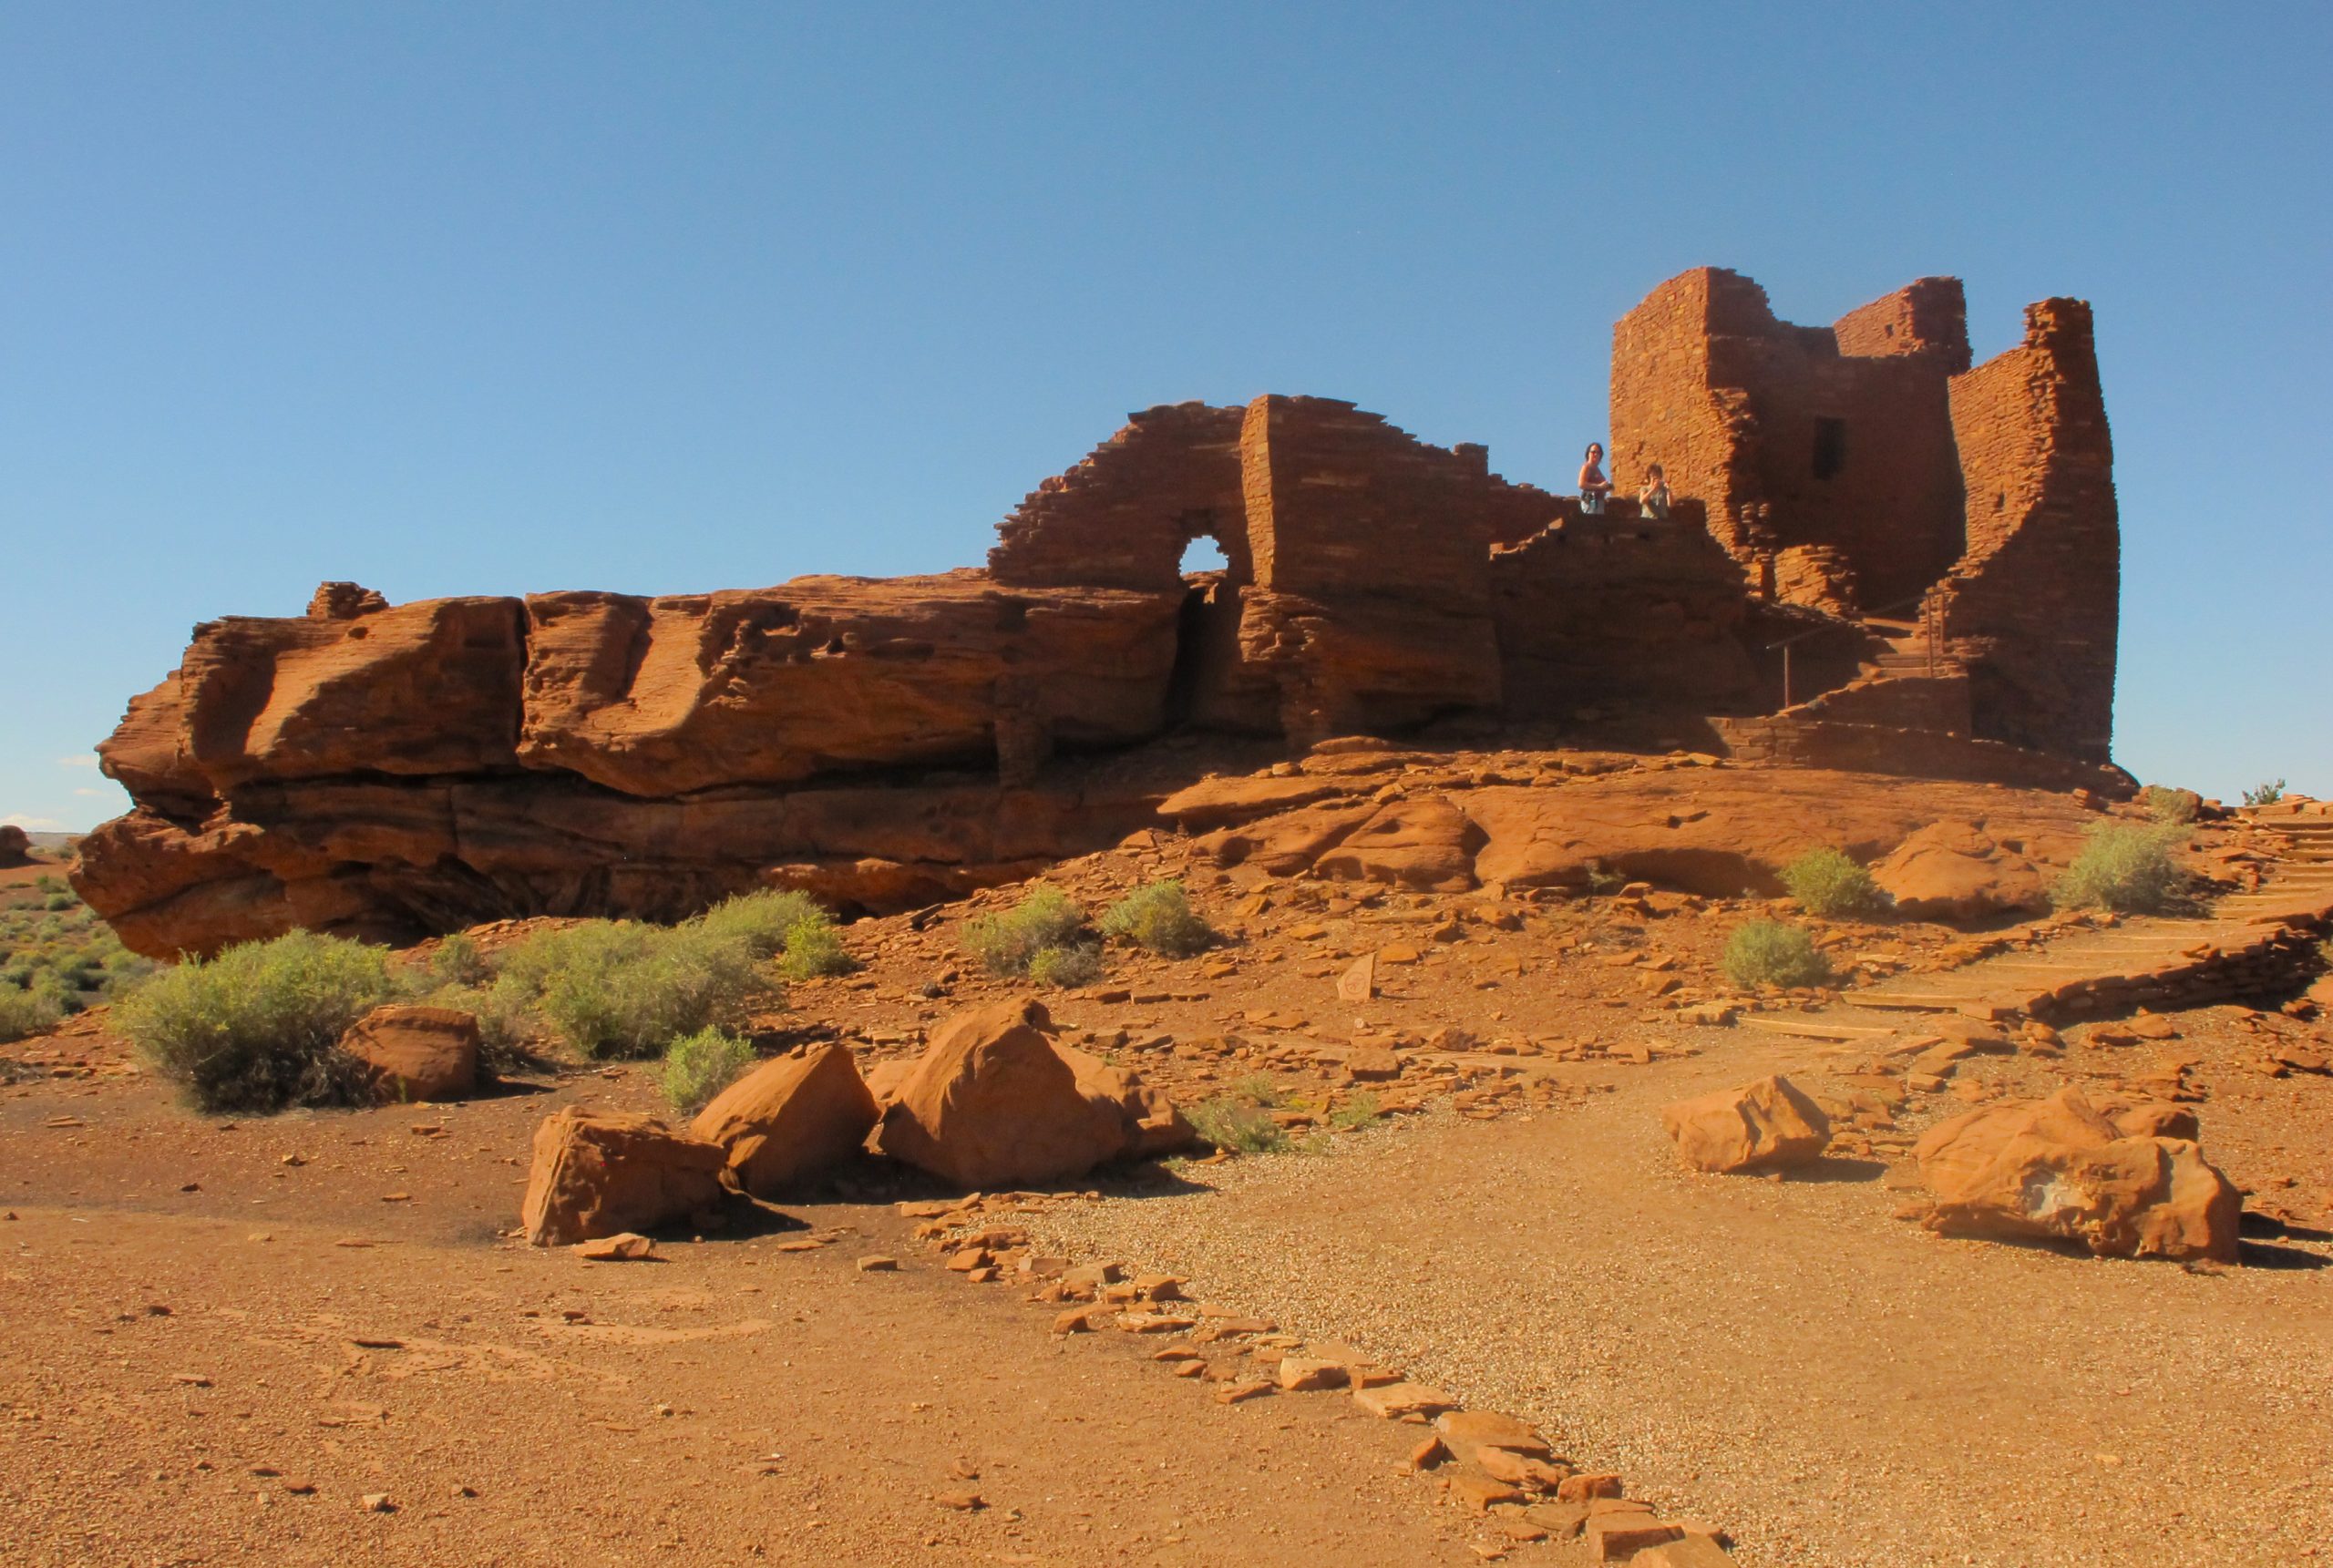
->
1850, 992, 1978, 1011
1740, 1016, 1898, 1041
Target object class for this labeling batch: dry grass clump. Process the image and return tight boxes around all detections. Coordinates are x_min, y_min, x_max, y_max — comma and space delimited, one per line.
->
1099, 879, 1215, 957
116, 930, 402, 1112
962, 885, 1095, 980
1721, 919, 1833, 989
1779, 847, 1884, 918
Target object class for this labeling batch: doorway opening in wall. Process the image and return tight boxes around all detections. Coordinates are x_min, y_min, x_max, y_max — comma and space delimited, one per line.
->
1812, 417, 1848, 481
1179, 536, 1229, 576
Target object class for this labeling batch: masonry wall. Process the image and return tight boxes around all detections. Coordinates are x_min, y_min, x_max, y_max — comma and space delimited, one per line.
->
988, 402, 1248, 591
1928, 300, 2120, 763
1611, 270, 1971, 613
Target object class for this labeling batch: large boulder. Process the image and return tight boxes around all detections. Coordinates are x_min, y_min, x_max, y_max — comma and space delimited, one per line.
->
689, 1041, 880, 1197
0, 824, 30, 868
1914, 1086, 2240, 1263
1660, 1075, 1832, 1173
1056, 1043, 1197, 1160
521, 1109, 727, 1245
875, 999, 1128, 1188
339, 1004, 480, 1102
1869, 819, 2050, 924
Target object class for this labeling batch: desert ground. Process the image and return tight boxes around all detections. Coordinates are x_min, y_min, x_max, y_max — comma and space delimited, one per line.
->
5, 755, 2330, 1568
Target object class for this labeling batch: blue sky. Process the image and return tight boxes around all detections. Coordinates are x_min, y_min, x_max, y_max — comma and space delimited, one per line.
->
4, 3, 2328, 830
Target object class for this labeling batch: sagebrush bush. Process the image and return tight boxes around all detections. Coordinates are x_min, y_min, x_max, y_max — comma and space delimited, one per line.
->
961, 885, 1087, 977
2244, 779, 2287, 807
0, 982, 64, 1045
1721, 919, 1834, 989
777, 917, 856, 980
1187, 1096, 1290, 1155
1779, 847, 1884, 917
2136, 784, 2199, 825
427, 931, 492, 988
2051, 822, 2186, 914
1327, 1091, 1382, 1131
656, 1026, 755, 1113
696, 890, 829, 960
116, 930, 405, 1112
494, 920, 766, 1060
1099, 879, 1214, 957
1026, 942, 1103, 989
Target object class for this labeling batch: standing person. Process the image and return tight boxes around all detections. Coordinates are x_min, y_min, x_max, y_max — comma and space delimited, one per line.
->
1637, 463, 1672, 521
1578, 442, 1613, 515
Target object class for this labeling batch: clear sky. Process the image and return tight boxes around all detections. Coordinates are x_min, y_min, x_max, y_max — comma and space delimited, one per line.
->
5, 3, 2328, 832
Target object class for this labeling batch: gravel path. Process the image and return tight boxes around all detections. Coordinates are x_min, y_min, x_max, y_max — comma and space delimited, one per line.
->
1030, 1041, 2333, 1568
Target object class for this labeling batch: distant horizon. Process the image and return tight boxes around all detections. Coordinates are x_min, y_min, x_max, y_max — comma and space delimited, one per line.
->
5, 4, 2328, 830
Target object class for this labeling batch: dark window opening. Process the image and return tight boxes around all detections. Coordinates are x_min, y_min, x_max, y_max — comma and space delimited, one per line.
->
1811, 418, 1847, 481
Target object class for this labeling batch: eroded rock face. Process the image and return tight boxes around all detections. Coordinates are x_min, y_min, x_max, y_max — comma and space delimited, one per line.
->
521, 1109, 727, 1246
338, 1004, 479, 1103
1914, 1087, 2240, 1263
1660, 1075, 1833, 1173
690, 1041, 880, 1197
875, 998, 1136, 1189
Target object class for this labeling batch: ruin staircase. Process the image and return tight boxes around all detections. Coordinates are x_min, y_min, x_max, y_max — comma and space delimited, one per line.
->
1773, 613, 1973, 733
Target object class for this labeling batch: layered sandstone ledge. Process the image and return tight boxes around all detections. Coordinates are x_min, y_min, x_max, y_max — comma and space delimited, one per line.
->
75, 268, 2126, 958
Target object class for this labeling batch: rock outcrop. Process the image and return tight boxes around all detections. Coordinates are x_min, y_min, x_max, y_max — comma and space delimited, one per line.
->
690, 1041, 881, 1197
74, 268, 2129, 959
0, 825, 30, 868
1660, 1075, 1833, 1173
1913, 1087, 2241, 1263
521, 1108, 728, 1246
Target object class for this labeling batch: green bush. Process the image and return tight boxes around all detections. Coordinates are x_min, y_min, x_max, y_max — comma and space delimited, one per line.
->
1327, 1091, 1382, 1131
427, 932, 493, 988
1721, 919, 1834, 989
115, 930, 405, 1112
2052, 823, 2187, 914
1779, 847, 1884, 917
655, 1026, 756, 1113
1099, 879, 1215, 957
2244, 779, 2287, 807
495, 920, 766, 1060
2136, 784, 2200, 825
961, 885, 1087, 978
696, 890, 829, 960
1187, 1096, 1290, 1155
1027, 942, 1103, 989
777, 917, 857, 980
0, 983, 64, 1044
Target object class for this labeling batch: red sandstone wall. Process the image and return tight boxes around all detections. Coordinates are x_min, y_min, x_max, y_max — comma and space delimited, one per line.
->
1929, 300, 2119, 763
987, 402, 1248, 591
1610, 270, 1970, 613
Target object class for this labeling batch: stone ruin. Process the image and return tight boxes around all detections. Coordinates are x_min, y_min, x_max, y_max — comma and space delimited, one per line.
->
73, 267, 2122, 957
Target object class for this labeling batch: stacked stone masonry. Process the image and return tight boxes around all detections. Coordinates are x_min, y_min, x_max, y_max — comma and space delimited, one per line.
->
76, 267, 2125, 957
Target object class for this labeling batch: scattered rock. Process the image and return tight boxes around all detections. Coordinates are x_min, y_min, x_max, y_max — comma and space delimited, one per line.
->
573, 1232, 657, 1262
1353, 1381, 1455, 1419
519, 1110, 727, 1246
1337, 953, 1379, 1002
690, 1041, 880, 1197
1915, 1086, 2241, 1262
338, 1005, 479, 1103
856, 1255, 899, 1273
1660, 1075, 1831, 1173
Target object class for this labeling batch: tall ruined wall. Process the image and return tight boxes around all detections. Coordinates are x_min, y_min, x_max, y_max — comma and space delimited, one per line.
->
987, 402, 1248, 591
1928, 300, 2119, 762
1611, 269, 1970, 612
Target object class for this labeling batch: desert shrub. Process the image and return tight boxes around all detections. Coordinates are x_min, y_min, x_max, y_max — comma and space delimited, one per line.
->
656, 1026, 755, 1113
961, 885, 1087, 978
2052, 823, 2186, 915
1026, 942, 1103, 989
2244, 779, 2287, 807
116, 930, 405, 1112
1099, 879, 1214, 957
43, 893, 74, 912
2136, 784, 2200, 825
1223, 1072, 1283, 1107
1721, 919, 1834, 989
1779, 847, 1884, 917
0, 982, 64, 1044
777, 916, 857, 980
427, 932, 493, 989
493, 920, 766, 1060
1327, 1091, 1382, 1132
696, 889, 829, 960
1187, 1096, 1290, 1155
